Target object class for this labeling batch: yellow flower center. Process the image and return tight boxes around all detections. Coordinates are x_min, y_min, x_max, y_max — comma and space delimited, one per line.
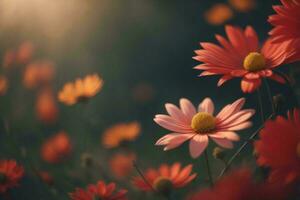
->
296, 143, 300, 158
153, 177, 173, 194
243, 52, 266, 72
191, 112, 216, 133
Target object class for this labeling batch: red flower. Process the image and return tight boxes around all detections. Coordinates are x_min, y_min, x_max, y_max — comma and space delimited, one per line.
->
70, 181, 127, 200
187, 168, 291, 200
0, 160, 24, 193
193, 25, 298, 93
269, 0, 300, 44
255, 109, 300, 184
132, 163, 196, 194
41, 131, 72, 163
37, 171, 54, 186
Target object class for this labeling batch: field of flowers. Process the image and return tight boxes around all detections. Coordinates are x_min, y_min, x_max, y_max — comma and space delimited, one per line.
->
0, 0, 299, 199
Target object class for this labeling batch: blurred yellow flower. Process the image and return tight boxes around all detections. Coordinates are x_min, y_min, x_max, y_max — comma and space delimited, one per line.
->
0, 76, 8, 95
102, 122, 141, 148
58, 74, 103, 105
229, 0, 256, 12
204, 4, 233, 25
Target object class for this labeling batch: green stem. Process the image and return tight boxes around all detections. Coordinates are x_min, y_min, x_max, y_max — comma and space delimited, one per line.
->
204, 150, 213, 187
257, 88, 265, 123
263, 79, 275, 114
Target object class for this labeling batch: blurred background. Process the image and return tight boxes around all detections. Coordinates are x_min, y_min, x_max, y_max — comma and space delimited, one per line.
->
0, 0, 299, 199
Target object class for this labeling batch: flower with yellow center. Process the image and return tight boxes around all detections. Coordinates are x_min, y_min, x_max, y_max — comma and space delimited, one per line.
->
58, 74, 103, 105
155, 97, 254, 158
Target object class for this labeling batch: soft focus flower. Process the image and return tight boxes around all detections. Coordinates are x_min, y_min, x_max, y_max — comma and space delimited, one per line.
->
132, 82, 155, 103
154, 98, 254, 158
70, 181, 127, 200
0, 160, 24, 193
228, 0, 256, 12
41, 131, 72, 164
23, 61, 55, 89
37, 171, 54, 186
35, 88, 59, 124
255, 109, 300, 184
204, 4, 233, 25
2, 50, 15, 69
0, 76, 8, 96
102, 122, 141, 148
109, 153, 136, 179
269, 0, 300, 44
16, 42, 34, 64
58, 74, 103, 105
194, 25, 299, 93
187, 168, 292, 200
133, 163, 196, 194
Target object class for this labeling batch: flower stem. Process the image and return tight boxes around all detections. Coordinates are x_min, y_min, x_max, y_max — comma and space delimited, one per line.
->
263, 79, 275, 114
218, 113, 275, 178
132, 161, 156, 192
204, 150, 213, 187
257, 88, 265, 123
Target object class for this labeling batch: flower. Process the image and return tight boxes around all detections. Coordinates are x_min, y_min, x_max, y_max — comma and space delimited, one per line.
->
70, 181, 127, 200
16, 42, 34, 64
154, 98, 254, 158
0, 160, 24, 193
0, 76, 8, 96
58, 74, 103, 105
254, 109, 300, 184
132, 163, 196, 194
109, 153, 136, 179
204, 4, 233, 26
269, 0, 300, 44
41, 131, 72, 163
187, 168, 292, 200
193, 25, 298, 93
23, 60, 55, 89
35, 88, 59, 124
228, 0, 256, 12
102, 122, 141, 148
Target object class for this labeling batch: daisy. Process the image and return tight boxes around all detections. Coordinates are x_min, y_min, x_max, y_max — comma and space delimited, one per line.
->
255, 109, 300, 184
193, 25, 298, 93
132, 163, 196, 194
70, 181, 127, 200
269, 0, 300, 44
0, 160, 24, 193
58, 74, 103, 105
102, 122, 141, 149
187, 168, 292, 200
154, 98, 254, 158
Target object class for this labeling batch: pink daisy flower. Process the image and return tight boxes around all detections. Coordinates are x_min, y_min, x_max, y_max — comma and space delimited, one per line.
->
193, 25, 298, 93
154, 98, 255, 158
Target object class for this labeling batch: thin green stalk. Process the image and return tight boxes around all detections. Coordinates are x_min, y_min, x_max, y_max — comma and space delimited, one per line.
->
204, 150, 213, 187
263, 79, 275, 114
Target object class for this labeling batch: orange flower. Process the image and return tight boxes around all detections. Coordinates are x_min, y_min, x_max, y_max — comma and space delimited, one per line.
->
35, 88, 59, 124
23, 60, 55, 89
229, 0, 256, 12
204, 4, 233, 25
255, 109, 300, 184
58, 74, 103, 105
102, 122, 141, 148
37, 171, 54, 186
2, 50, 15, 69
132, 163, 196, 194
109, 153, 136, 179
0, 160, 24, 193
0, 76, 8, 96
187, 168, 292, 200
70, 181, 128, 200
41, 131, 72, 164
16, 42, 34, 64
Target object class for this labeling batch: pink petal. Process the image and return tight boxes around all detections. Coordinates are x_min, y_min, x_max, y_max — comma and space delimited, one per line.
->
225, 121, 253, 131
216, 98, 245, 120
217, 109, 255, 128
209, 131, 240, 141
198, 98, 214, 114
156, 133, 194, 147
189, 135, 209, 158
154, 117, 193, 133
165, 103, 189, 123
241, 77, 262, 93
179, 98, 197, 122
212, 138, 233, 148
